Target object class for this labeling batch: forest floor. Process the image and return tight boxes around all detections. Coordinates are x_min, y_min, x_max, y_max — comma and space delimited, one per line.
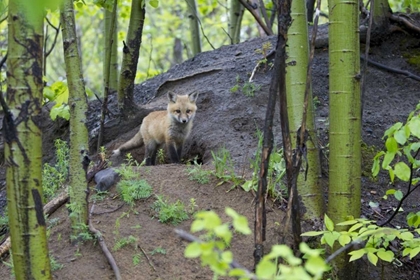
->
1, 21, 420, 279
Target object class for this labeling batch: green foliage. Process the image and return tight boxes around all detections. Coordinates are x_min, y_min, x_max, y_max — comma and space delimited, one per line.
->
156, 148, 166, 164
132, 253, 142, 265
389, 0, 420, 12
185, 208, 328, 279
43, 139, 69, 201
152, 195, 189, 225
113, 235, 138, 251
211, 147, 244, 188
50, 254, 64, 271
150, 247, 166, 255
302, 214, 420, 266
187, 161, 211, 184
229, 74, 261, 97
70, 223, 94, 243
117, 179, 152, 207
242, 129, 286, 199
372, 103, 420, 225
115, 153, 151, 206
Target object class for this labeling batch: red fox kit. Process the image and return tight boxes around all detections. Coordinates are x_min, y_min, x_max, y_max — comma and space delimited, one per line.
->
113, 92, 199, 165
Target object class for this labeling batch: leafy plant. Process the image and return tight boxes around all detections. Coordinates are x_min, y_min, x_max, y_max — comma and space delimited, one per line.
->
187, 162, 211, 184
117, 179, 152, 207
42, 139, 69, 201
152, 195, 189, 225
50, 254, 64, 271
242, 129, 286, 200
115, 153, 142, 180
372, 102, 420, 225
133, 253, 142, 266
184, 207, 329, 279
211, 147, 244, 188
157, 148, 166, 164
70, 223, 94, 243
302, 214, 420, 267
113, 235, 138, 251
150, 247, 166, 255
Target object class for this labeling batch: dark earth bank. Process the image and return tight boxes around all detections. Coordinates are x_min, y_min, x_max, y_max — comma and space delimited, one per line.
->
1, 22, 420, 279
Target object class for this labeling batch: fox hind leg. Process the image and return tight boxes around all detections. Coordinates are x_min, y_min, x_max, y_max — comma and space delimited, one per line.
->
168, 142, 182, 163
145, 141, 158, 166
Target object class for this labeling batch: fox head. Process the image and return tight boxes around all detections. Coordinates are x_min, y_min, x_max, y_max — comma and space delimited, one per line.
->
167, 92, 199, 124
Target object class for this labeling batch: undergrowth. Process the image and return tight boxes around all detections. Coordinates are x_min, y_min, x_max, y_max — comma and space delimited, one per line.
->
152, 195, 189, 225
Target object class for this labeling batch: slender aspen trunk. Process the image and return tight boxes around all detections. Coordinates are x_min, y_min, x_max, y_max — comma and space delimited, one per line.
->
104, 4, 119, 92
185, 0, 201, 55
5, 1, 52, 278
328, 0, 361, 277
60, 0, 90, 238
229, 0, 244, 44
286, 0, 324, 220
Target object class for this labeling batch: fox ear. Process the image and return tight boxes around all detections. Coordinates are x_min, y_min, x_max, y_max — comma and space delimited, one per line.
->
188, 92, 199, 103
167, 91, 177, 103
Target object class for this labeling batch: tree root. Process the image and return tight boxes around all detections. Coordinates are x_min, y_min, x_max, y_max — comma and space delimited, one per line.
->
390, 13, 420, 34
88, 204, 121, 280
138, 244, 158, 273
0, 191, 69, 258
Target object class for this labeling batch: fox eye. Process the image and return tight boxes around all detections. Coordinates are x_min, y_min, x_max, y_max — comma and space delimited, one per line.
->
186, 109, 191, 114
176, 110, 181, 113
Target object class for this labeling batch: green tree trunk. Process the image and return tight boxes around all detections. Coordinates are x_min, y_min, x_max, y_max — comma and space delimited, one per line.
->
5, 1, 52, 278
118, 0, 146, 114
104, 3, 119, 92
372, 0, 391, 28
60, 0, 90, 238
229, 0, 244, 44
327, 0, 361, 277
286, 0, 324, 220
185, 0, 201, 55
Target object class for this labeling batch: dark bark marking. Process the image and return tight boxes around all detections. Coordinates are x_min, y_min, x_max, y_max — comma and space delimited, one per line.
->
32, 189, 46, 226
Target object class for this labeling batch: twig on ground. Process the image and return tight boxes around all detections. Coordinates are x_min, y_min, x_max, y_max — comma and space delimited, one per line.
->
92, 203, 125, 215
88, 204, 122, 280
138, 244, 157, 273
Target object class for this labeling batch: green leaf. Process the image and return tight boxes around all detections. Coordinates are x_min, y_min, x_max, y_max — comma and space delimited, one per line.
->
304, 255, 329, 277
323, 231, 340, 248
409, 246, 420, 259
348, 223, 363, 233
408, 118, 420, 138
324, 214, 334, 231
338, 234, 351, 246
381, 152, 395, 169
301, 231, 325, 237
255, 258, 277, 278
385, 137, 398, 153
394, 190, 404, 201
394, 128, 407, 145
149, 0, 159, 8
367, 252, 378, 266
372, 158, 380, 176
349, 249, 365, 262
233, 216, 251, 235
377, 250, 394, 262
383, 122, 402, 138
394, 162, 411, 182
184, 242, 201, 258
337, 220, 358, 226
50, 104, 70, 120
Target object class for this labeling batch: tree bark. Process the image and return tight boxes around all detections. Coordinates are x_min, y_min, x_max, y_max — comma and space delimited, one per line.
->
60, 0, 90, 238
118, 0, 146, 116
5, 0, 52, 278
328, 0, 361, 278
186, 0, 202, 55
104, 3, 119, 93
229, 0, 244, 44
286, 0, 324, 221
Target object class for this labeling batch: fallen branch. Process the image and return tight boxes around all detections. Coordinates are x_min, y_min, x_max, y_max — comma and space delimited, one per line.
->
0, 191, 69, 257
390, 13, 420, 34
88, 204, 121, 280
361, 56, 420, 82
138, 244, 158, 273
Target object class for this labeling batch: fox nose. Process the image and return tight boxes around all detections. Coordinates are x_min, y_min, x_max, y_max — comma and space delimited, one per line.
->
182, 119, 187, 123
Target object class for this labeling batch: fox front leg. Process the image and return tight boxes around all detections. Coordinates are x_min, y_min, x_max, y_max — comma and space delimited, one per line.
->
145, 141, 158, 166
168, 142, 182, 163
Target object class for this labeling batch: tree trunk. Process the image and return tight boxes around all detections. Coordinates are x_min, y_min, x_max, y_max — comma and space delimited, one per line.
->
327, 0, 361, 278
104, 3, 119, 93
186, 0, 202, 55
229, 0, 244, 44
118, 0, 146, 115
60, 0, 90, 238
5, 1, 52, 278
286, 0, 324, 220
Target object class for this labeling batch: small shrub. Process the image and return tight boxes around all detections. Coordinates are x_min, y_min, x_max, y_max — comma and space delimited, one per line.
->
117, 179, 152, 207
187, 164, 210, 184
150, 247, 166, 255
113, 235, 138, 251
152, 195, 189, 225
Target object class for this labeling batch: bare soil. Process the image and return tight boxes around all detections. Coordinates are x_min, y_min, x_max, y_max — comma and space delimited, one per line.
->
1, 22, 420, 279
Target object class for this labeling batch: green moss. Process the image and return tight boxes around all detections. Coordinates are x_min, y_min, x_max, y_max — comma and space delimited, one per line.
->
403, 50, 420, 71
361, 142, 379, 178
